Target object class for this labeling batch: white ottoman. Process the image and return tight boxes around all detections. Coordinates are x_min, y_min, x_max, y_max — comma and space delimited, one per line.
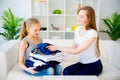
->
43, 76, 98, 80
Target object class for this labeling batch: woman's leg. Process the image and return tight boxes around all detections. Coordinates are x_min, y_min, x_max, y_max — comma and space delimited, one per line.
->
75, 60, 103, 76
24, 67, 54, 76
63, 62, 85, 75
53, 64, 62, 75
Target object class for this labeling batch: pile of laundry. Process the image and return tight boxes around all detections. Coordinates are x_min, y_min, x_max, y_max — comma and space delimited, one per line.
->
25, 43, 64, 71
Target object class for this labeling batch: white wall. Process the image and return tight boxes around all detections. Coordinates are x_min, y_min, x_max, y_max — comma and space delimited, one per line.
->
0, 0, 31, 19
0, 0, 120, 45
0, 0, 31, 45
99, 0, 120, 40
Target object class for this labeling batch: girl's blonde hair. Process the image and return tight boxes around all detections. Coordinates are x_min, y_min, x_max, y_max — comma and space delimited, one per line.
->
19, 17, 40, 40
77, 6, 100, 57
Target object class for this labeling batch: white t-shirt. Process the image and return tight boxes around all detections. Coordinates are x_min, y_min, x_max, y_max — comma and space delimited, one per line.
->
74, 26, 99, 64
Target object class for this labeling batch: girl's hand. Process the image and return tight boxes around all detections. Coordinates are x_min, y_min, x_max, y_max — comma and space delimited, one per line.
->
27, 67, 38, 74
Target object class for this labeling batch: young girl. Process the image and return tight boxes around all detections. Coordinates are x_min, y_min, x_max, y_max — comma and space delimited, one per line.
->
18, 17, 61, 76
47, 6, 103, 76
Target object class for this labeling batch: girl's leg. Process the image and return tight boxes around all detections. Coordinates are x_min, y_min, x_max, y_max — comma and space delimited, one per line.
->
75, 60, 103, 76
24, 67, 54, 76
63, 62, 85, 75
53, 64, 62, 75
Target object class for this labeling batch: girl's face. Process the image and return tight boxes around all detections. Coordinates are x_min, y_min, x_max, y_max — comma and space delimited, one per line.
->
27, 23, 41, 38
77, 10, 88, 26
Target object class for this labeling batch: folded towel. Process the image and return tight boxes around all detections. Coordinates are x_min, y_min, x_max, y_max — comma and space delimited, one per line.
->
29, 52, 64, 62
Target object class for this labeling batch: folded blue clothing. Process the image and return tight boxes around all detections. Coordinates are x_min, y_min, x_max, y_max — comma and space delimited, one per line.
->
25, 59, 60, 71
36, 43, 61, 55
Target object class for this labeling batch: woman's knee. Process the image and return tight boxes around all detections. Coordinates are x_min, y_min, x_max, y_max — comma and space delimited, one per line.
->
63, 67, 71, 75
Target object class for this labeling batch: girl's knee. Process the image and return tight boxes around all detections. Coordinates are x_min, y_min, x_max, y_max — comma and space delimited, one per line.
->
54, 64, 62, 75
47, 67, 54, 75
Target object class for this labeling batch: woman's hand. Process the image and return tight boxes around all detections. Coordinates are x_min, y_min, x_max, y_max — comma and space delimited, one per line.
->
26, 67, 38, 74
47, 45, 58, 51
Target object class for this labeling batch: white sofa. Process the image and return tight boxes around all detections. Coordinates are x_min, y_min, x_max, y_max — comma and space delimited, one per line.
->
0, 39, 120, 80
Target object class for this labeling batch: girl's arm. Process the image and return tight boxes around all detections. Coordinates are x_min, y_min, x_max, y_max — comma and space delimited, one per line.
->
18, 40, 38, 74
18, 40, 27, 70
47, 37, 96, 55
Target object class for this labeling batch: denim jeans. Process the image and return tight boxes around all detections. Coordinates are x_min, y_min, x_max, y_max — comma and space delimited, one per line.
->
24, 67, 54, 76
53, 64, 62, 75
24, 64, 62, 76
63, 60, 103, 76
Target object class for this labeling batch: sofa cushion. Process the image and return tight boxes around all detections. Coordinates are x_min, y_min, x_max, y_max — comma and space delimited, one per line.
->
6, 64, 43, 80
0, 40, 20, 80
99, 40, 120, 69
98, 63, 120, 80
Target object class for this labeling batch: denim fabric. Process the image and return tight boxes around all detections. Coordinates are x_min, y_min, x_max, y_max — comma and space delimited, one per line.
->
24, 67, 54, 76
63, 60, 103, 76
53, 64, 62, 75
24, 64, 62, 76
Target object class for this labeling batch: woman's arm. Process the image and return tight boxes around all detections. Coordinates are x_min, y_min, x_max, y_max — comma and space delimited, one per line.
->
47, 37, 96, 55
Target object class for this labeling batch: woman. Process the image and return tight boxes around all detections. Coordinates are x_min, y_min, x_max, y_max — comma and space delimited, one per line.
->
47, 6, 103, 76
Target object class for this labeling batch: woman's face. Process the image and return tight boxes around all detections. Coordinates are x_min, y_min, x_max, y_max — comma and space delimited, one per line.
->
77, 10, 88, 26
27, 23, 41, 38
